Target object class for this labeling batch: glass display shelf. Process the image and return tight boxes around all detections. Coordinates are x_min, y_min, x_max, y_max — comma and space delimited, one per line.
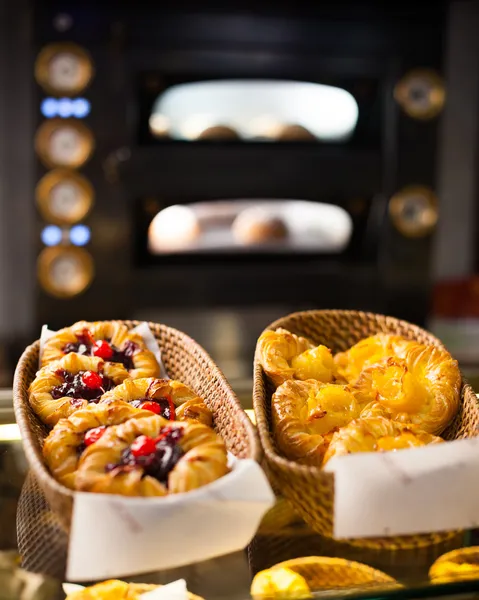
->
1, 390, 479, 600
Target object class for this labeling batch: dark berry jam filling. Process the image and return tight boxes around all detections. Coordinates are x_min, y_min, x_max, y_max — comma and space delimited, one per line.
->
130, 397, 175, 419
51, 369, 114, 402
105, 427, 184, 485
62, 329, 139, 371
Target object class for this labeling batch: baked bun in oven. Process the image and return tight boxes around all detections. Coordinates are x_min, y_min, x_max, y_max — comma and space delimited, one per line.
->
323, 416, 443, 466
257, 328, 335, 387
75, 416, 229, 496
41, 320, 160, 379
232, 206, 289, 245
272, 379, 361, 465
43, 401, 153, 489
100, 377, 213, 426
29, 353, 130, 427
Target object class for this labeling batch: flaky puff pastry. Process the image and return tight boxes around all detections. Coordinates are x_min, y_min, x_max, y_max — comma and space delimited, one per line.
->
41, 320, 160, 379
353, 342, 461, 435
43, 401, 154, 489
334, 334, 413, 384
75, 415, 229, 496
258, 328, 335, 387
272, 379, 361, 465
323, 416, 443, 465
29, 353, 130, 427
65, 580, 203, 600
100, 377, 213, 426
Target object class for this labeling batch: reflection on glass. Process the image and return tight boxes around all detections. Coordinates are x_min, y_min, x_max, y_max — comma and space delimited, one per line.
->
150, 80, 359, 142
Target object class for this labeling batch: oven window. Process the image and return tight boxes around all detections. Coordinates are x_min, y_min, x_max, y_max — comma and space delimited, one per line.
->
146, 199, 353, 255
148, 80, 359, 143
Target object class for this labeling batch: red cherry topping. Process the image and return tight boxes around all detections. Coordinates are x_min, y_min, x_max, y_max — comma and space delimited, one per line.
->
81, 371, 103, 389
141, 401, 161, 414
84, 426, 107, 446
131, 435, 157, 457
93, 340, 114, 360
166, 396, 176, 420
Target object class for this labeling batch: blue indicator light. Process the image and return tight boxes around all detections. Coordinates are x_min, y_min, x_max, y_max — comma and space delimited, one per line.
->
41, 225, 63, 246
72, 98, 91, 118
57, 97, 73, 118
70, 224, 91, 246
40, 98, 58, 118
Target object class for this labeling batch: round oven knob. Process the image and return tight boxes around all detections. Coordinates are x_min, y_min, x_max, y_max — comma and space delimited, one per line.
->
394, 69, 445, 120
36, 169, 94, 225
35, 119, 94, 168
389, 185, 439, 238
38, 246, 94, 298
35, 43, 94, 95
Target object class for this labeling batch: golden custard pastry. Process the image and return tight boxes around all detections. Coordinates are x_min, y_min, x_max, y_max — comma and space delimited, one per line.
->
29, 353, 130, 427
100, 377, 213, 426
251, 567, 311, 600
429, 547, 479, 584
322, 416, 443, 465
272, 379, 361, 465
258, 328, 335, 387
43, 402, 154, 489
353, 342, 461, 434
334, 334, 413, 384
65, 579, 203, 599
75, 415, 229, 496
41, 320, 161, 379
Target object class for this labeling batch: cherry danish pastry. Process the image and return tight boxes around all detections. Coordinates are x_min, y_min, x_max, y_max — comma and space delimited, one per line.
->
29, 353, 130, 426
41, 320, 160, 379
100, 377, 213, 426
43, 401, 154, 489
75, 416, 229, 496
258, 328, 335, 387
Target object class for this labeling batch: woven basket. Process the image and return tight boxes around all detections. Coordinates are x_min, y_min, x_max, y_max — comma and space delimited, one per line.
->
253, 310, 479, 550
14, 320, 260, 532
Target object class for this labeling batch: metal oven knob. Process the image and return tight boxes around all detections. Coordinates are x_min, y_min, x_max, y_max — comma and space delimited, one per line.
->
38, 246, 94, 298
389, 185, 438, 237
36, 169, 94, 225
35, 43, 94, 96
35, 119, 94, 169
394, 69, 445, 120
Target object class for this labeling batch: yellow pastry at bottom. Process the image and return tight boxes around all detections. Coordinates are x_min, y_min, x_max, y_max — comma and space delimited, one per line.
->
251, 567, 312, 600
65, 579, 203, 599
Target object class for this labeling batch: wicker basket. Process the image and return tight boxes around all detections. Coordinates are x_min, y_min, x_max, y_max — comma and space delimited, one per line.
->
14, 320, 260, 532
253, 310, 479, 549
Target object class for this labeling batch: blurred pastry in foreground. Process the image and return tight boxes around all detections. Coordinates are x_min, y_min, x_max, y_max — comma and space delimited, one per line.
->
65, 579, 203, 599
29, 353, 130, 427
76, 415, 229, 496
41, 319, 161, 379
232, 206, 289, 245
251, 567, 312, 599
323, 416, 443, 466
43, 402, 153, 489
353, 342, 461, 435
258, 328, 335, 387
429, 547, 479, 584
100, 377, 213, 426
272, 379, 361, 465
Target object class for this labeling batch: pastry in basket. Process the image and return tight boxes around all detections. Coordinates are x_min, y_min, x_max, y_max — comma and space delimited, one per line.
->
251, 567, 312, 599
41, 320, 161, 379
334, 333, 413, 384
100, 377, 213, 426
322, 416, 443, 465
353, 342, 461, 434
257, 328, 335, 387
43, 401, 154, 489
65, 579, 203, 599
75, 415, 230, 495
272, 379, 361, 465
429, 547, 479, 584
28, 353, 130, 427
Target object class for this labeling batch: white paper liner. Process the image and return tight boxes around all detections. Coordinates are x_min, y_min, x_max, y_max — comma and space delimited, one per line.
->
39, 322, 169, 378
324, 436, 479, 540
139, 579, 187, 600
66, 455, 275, 582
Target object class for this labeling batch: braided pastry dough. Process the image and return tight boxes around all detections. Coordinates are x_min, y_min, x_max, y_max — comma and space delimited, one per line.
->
334, 334, 413, 384
75, 416, 229, 496
41, 320, 160, 379
323, 416, 443, 465
272, 379, 361, 465
353, 342, 461, 434
100, 377, 213, 426
258, 328, 335, 387
43, 402, 154, 489
29, 353, 130, 427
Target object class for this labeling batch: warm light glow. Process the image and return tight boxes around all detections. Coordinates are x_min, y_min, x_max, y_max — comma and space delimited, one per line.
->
0, 424, 21, 441
245, 409, 256, 425
148, 205, 201, 252
151, 80, 359, 141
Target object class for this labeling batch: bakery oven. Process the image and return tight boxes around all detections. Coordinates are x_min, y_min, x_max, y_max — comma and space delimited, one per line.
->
30, 1, 447, 382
